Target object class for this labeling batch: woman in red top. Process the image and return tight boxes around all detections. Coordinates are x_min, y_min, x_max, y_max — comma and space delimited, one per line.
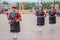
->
5, 7, 22, 39
48, 6, 57, 28
4, 9, 9, 19
49, 6, 57, 24
35, 6, 46, 32
5, 7, 22, 33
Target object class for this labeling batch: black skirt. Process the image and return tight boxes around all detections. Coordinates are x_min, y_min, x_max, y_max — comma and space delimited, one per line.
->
37, 17, 45, 26
49, 16, 56, 24
10, 21, 20, 33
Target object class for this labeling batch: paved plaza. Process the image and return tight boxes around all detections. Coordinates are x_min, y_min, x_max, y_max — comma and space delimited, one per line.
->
0, 14, 60, 40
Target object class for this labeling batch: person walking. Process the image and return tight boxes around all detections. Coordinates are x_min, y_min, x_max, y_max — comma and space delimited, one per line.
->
5, 7, 22, 40
48, 6, 57, 28
35, 6, 46, 32
0, 4, 4, 14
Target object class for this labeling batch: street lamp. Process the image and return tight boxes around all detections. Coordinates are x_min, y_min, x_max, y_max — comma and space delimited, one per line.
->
54, 0, 55, 7
37, 0, 43, 7
19, 0, 20, 11
38, 0, 39, 6
41, 0, 42, 4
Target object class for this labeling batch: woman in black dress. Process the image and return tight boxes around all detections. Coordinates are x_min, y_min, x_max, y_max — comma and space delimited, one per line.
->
0, 4, 4, 14
5, 7, 22, 40
35, 6, 46, 31
49, 6, 57, 27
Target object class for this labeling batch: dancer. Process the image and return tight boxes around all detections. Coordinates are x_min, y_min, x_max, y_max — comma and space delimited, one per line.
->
0, 4, 4, 14
58, 6, 60, 16
5, 7, 22, 40
35, 6, 46, 32
49, 6, 57, 28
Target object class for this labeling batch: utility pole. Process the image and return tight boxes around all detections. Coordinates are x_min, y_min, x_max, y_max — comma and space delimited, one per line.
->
19, 0, 20, 11
38, 0, 39, 6
54, 0, 55, 7
41, 0, 43, 7
41, 0, 42, 4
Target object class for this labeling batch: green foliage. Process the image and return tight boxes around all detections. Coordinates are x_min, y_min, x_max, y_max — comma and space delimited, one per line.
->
32, 3, 37, 9
42, 2, 53, 9
24, 2, 32, 10
24, 2, 37, 10
16, 3, 19, 9
55, 1, 60, 5
2, 1, 9, 5
2, 1, 60, 10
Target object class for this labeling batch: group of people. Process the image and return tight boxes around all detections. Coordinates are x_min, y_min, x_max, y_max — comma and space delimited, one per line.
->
0, 4, 60, 40
35, 5, 60, 31
0, 5, 60, 32
0, 4, 60, 39
0, 4, 60, 30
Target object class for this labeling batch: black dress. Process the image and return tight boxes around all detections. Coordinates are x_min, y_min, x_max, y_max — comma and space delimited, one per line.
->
9, 13, 20, 33
36, 10, 45, 26
10, 21, 20, 33
49, 10, 56, 24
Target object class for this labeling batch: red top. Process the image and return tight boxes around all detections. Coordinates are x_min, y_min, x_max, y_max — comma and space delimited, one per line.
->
16, 12, 22, 20
8, 12, 22, 22
41, 10, 45, 15
53, 9, 57, 14
49, 9, 57, 15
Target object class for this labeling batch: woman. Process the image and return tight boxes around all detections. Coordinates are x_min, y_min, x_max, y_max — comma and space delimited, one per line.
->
58, 6, 60, 16
4, 7, 22, 39
0, 4, 4, 14
49, 6, 57, 27
35, 6, 46, 31
5, 7, 22, 33
8, 7, 22, 33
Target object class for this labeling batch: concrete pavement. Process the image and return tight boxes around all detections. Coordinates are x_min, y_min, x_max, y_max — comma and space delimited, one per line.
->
0, 14, 60, 40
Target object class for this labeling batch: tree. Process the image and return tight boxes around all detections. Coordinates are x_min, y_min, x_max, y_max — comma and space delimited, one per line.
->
42, 2, 53, 9
24, 2, 32, 10
32, 3, 37, 9
2, 1, 9, 5
16, 3, 19, 9
55, 1, 60, 5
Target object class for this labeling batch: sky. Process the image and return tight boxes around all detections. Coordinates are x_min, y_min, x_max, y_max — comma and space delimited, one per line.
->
0, 0, 60, 3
